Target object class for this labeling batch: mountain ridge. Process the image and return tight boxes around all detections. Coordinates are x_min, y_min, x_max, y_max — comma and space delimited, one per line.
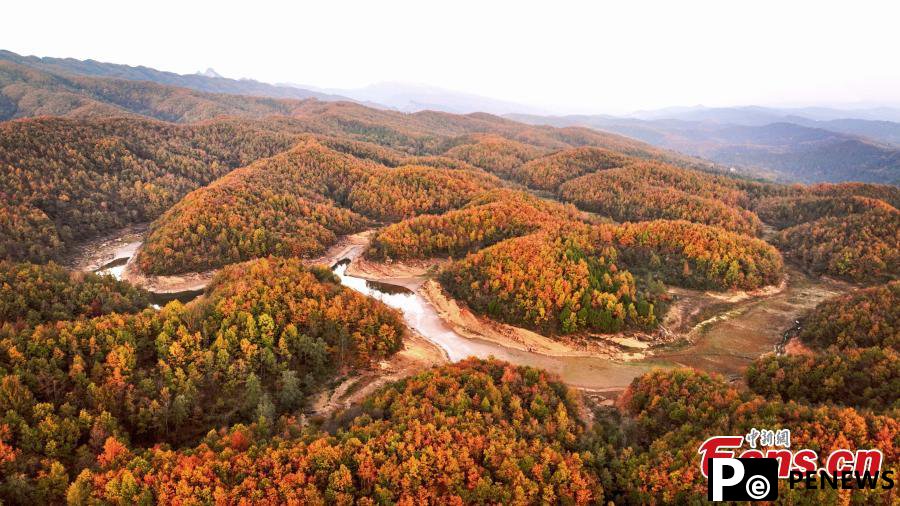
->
0, 49, 351, 103
509, 112, 900, 184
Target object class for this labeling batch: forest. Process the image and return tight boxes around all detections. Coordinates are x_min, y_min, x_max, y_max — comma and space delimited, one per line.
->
600, 367, 897, 504
438, 219, 783, 335
796, 281, 898, 350
773, 205, 899, 282
440, 228, 661, 334
746, 281, 900, 410
366, 190, 583, 261
0, 55, 897, 504
5, 353, 895, 503
558, 162, 763, 235
368, 191, 782, 335
0, 261, 149, 325
603, 220, 783, 291
359, 151, 788, 337
515, 147, 632, 191
0, 117, 300, 262
442, 134, 547, 180
0, 257, 406, 502
752, 184, 900, 282
138, 139, 501, 274
66, 359, 601, 504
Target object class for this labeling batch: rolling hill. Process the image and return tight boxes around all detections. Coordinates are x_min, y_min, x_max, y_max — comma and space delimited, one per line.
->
510, 113, 900, 184
0, 49, 349, 102
1, 50, 899, 505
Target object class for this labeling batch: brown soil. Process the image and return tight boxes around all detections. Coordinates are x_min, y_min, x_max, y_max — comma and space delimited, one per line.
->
305, 230, 373, 268
345, 255, 448, 291
651, 265, 850, 378
121, 263, 216, 293
307, 330, 447, 418
121, 230, 377, 294
418, 279, 636, 359
64, 223, 148, 272
661, 278, 788, 336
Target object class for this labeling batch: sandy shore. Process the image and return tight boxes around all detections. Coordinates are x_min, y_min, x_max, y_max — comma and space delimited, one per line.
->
345, 256, 448, 291
417, 278, 642, 359
336, 249, 651, 359
308, 330, 447, 418
65, 224, 148, 272
305, 230, 373, 267
122, 262, 216, 293
121, 230, 378, 294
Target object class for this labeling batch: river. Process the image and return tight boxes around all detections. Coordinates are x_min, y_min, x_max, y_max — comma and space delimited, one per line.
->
84, 235, 657, 389
92, 239, 206, 307
332, 258, 659, 389
78, 228, 845, 391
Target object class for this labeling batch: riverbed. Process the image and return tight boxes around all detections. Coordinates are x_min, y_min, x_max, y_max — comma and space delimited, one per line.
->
69, 227, 848, 391
334, 256, 659, 389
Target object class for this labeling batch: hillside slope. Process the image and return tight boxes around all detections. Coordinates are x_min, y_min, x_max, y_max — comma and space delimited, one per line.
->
510, 113, 900, 184
0, 49, 350, 103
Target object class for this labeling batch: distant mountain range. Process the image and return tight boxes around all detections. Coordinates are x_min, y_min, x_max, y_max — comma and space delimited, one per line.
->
510, 107, 900, 184
281, 81, 549, 116
1, 49, 898, 184
0, 50, 707, 177
627, 105, 900, 146
0, 50, 544, 116
0, 56, 310, 122
0, 50, 349, 102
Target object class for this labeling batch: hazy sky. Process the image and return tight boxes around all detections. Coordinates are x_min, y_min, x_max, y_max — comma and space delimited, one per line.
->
5, 0, 899, 114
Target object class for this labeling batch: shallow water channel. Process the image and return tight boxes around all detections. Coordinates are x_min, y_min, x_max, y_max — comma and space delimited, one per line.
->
332, 259, 659, 389
84, 228, 833, 391
94, 243, 205, 307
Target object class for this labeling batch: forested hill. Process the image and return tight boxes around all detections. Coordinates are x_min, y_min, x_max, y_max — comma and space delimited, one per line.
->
509, 113, 900, 185
0, 116, 302, 261
0, 50, 349, 103
0, 96, 720, 264
0, 51, 713, 170
0, 59, 303, 122
1, 52, 898, 504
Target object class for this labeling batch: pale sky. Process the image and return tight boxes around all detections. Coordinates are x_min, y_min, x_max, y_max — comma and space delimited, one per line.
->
4, 0, 900, 114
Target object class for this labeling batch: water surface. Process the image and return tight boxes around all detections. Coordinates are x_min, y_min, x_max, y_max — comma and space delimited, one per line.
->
332, 259, 658, 389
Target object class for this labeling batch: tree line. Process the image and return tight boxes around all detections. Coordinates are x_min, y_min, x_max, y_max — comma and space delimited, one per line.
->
0, 257, 405, 502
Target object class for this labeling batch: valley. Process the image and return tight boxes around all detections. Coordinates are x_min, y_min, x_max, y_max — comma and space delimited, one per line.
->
66, 223, 851, 393
0, 47, 896, 504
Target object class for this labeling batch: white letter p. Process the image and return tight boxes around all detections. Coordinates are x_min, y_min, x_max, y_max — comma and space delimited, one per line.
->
711, 458, 744, 501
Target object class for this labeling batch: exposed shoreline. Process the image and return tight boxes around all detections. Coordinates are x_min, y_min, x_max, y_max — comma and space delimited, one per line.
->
63, 223, 148, 272
307, 330, 448, 419
341, 248, 651, 359
66, 225, 852, 391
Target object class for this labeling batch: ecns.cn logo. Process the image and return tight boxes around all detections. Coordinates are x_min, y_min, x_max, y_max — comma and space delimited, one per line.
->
708, 458, 779, 501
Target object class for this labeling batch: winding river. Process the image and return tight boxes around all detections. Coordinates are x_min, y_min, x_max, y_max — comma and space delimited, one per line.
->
92, 239, 206, 307
85, 235, 658, 389
333, 258, 659, 388
80, 228, 843, 391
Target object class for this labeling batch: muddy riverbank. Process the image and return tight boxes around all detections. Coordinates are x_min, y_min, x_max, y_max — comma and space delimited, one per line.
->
66, 225, 852, 391
652, 266, 849, 378
64, 224, 147, 273
307, 331, 447, 418
334, 247, 852, 389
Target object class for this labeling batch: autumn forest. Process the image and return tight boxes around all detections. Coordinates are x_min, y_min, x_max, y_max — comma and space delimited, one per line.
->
0, 49, 897, 505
